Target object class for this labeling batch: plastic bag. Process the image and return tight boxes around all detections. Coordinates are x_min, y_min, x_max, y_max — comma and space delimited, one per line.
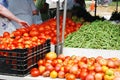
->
0, 17, 16, 36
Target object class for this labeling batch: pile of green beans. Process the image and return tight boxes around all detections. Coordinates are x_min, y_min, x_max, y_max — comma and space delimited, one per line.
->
64, 20, 120, 50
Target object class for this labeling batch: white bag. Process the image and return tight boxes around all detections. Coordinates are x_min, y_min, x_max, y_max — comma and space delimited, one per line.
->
0, 17, 16, 36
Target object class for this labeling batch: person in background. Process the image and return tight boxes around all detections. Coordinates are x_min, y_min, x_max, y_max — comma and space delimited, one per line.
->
0, 4, 29, 36
35, 0, 49, 21
62, 0, 86, 18
74, 0, 86, 9
61, 0, 76, 18
33, 0, 43, 23
97, 0, 112, 6
8, 0, 39, 29
63, 0, 86, 10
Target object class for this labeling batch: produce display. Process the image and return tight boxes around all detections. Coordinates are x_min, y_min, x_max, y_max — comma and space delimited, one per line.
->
0, 16, 82, 50
30, 52, 120, 80
64, 20, 120, 50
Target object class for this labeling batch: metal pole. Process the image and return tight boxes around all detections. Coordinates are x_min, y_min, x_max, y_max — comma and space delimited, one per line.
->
94, 0, 97, 16
55, 0, 60, 55
116, 0, 118, 12
60, 0, 67, 54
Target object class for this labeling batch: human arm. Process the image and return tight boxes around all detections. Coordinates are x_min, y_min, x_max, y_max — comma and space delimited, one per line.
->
0, 4, 29, 27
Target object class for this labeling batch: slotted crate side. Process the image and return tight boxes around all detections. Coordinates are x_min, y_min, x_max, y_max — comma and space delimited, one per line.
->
0, 39, 50, 77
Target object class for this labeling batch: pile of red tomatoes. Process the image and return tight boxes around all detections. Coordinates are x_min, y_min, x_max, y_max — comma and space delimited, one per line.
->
0, 16, 82, 50
30, 52, 120, 80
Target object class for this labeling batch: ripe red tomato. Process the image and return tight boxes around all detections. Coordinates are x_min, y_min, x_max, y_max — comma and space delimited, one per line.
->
37, 59, 44, 66
65, 73, 76, 80
70, 22, 76, 26
54, 65, 61, 72
42, 70, 50, 77
18, 28, 27, 34
8, 44, 16, 50
51, 27, 56, 31
29, 30, 39, 37
50, 20, 56, 26
16, 42, 25, 49
15, 36, 21, 40
0, 43, 8, 49
52, 59, 58, 67
58, 54, 65, 61
31, 36, 38, 42
70, 65, 79, 75
40, 38, 46, 44
45, 52, 57, 60
85, 74, 94, 80
38, 33, 46, 39
30, 68, 40, 77
46, 60, 53, 64
76, 23, 82, 28
23, 33, 29, 37
0, 36, 3, 41
80, 56, 87, 63
12, 39, 18, 45
79, 71, 88, 80
46, 64, 54, 72
22, 36, 31, 41
3, 32, 10, 38
94, 73, 103, 80
75, 69, 81, 78
12, 30, 22, 37
45, 35, 51, 40
58, 71, 65, 78
44, 25, 51, 30
107, 60, 116, 68
31, 27, 38, 31
95, 65, 103, 72
38, 65, 46, 75
28, 24, 37, 31
38, 26, 44, 32
51, 36, 56, 44
64, 65, 72, 73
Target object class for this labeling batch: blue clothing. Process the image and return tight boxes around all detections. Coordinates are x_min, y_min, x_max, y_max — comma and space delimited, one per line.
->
66, 0, 80, 10
0, 4, 16, 36
8, 0, 37, 29
67, 0, 75, 10
0, 0, 8, 8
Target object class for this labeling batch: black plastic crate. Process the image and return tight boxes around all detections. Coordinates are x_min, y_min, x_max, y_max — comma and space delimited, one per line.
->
0, 39, 50, 77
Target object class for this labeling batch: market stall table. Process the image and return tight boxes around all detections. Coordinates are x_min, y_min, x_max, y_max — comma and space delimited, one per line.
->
0, 0, 119, 80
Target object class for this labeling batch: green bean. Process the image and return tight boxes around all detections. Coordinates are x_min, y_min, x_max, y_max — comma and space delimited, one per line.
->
64, 20, 120, 50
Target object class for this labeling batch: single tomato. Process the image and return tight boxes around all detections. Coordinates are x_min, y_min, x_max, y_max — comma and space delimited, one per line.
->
45, 52, 57, 60
37, 59, 44, 66
29, 30, 39, 37
50, 70, 58, 78
79, 71, 88, 80
58, 71, 65, 78
3, 32, 10, 38
65, 73, 76, 80
30, 68, 40, 77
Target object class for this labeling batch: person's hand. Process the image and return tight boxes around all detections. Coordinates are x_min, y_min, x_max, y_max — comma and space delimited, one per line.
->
17, 20, 30, 28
